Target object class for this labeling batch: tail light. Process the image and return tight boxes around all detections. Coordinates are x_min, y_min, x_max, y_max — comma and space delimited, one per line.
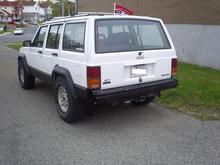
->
171, 58, 177, 77
87, 66, 101, 89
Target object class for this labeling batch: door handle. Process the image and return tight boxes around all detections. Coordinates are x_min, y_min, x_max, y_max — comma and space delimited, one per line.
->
38, 50, 43, 54
51, 53, 58, 56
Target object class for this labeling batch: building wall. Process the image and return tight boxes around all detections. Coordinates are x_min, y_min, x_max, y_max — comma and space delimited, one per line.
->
23, 13, 38, 22
23, 4, 45, 15
78, 0, 220, 25
38, 6, 45, 16
23, 6, 35, 13
23, 3, 46, 22
166, 24, 220, 70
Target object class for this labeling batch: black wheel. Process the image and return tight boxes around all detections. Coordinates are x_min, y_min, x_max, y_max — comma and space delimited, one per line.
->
18, 61, 35, 89
54, 77, 85, 123
132, 96, 155, 106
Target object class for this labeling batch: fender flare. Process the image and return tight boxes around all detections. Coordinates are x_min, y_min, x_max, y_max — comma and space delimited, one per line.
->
18, 55, 31, 75
51, 65, 78, 98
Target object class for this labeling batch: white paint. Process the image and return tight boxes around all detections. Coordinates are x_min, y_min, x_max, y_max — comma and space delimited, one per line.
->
20, 15, 177, 89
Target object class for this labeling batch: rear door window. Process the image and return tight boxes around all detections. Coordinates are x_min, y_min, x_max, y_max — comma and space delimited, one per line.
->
46, 24, 63, 49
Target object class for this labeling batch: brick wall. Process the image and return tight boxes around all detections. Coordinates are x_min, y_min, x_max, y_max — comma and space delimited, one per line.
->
78, 0, 220, 24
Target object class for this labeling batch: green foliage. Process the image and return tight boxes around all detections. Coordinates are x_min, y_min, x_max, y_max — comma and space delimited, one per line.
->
156, 62, 220, 120
51, 0, 75, 17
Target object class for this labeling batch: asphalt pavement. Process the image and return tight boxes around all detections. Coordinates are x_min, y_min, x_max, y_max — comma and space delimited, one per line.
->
0, 26, 38, 43
0, 36, 220, 165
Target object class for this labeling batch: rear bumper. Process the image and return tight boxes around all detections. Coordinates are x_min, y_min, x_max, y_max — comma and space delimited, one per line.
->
76, 78, 178, 104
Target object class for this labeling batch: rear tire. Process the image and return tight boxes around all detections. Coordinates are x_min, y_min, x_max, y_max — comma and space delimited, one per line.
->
132, 96, 155, 106
54, 77, 85, 123
18, 61, 35, 89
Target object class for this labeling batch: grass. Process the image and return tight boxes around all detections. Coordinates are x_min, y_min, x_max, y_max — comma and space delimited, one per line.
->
4, 42, 220, 120
156, 62, 220, 120
5, 42, 23, 51
0, 29, 13, 34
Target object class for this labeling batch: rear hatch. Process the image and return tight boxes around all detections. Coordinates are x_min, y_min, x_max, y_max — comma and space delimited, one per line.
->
88, 17, 176, 90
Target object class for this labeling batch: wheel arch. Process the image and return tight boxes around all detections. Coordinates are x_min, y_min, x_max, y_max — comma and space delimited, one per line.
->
18, 55, 31, 75
52, 65, 78, 98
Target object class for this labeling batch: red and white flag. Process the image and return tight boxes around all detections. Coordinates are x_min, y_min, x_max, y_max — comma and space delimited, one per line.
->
114, 3, 133, 15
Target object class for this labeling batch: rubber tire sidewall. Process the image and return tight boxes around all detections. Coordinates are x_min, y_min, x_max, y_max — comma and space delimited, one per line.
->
54, 77, 85, 123
18, 61, 35, 89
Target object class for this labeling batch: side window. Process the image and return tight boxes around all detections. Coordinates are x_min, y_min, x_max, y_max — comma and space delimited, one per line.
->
46, 24, 63, 49
32, 26, 48, 48
63, 22, 85, 52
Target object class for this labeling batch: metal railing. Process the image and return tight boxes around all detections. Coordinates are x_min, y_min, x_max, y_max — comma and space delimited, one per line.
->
75, 12, 114, 16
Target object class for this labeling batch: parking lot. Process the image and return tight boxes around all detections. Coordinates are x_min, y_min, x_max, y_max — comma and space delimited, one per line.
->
0, 34, 220, 165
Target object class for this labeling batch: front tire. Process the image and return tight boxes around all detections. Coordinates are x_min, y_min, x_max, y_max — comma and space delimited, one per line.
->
54, 77, 85, 123
18, 61, 35, 89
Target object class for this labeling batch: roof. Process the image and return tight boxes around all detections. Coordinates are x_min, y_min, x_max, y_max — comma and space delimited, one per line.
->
0, 9, 12, 16
39, 2, 49, 8
0, 1, 21, 7
43, 13, 160, 25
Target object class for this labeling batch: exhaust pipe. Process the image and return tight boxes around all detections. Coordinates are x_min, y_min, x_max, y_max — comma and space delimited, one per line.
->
139, 95, 146, 102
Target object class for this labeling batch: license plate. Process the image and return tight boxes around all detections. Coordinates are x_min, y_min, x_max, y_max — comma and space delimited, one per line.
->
131, 65, 147, 78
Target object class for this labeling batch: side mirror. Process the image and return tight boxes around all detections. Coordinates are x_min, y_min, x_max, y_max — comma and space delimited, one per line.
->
23, 40, 32, 47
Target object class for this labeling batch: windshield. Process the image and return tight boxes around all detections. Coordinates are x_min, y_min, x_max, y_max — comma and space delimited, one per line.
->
95, 19, 171, 53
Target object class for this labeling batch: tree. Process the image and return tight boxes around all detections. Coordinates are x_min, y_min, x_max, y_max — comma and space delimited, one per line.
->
51, 0, 75, 17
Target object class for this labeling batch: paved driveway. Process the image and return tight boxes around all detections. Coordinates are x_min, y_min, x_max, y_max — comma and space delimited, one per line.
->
0, 44, 220, 165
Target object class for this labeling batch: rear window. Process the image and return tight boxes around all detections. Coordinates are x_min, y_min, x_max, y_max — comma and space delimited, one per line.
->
95, 19, 171, 53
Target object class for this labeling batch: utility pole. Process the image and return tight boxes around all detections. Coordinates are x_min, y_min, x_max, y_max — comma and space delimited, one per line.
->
68, 1, 70, 16
62, 0, 64, 16
75, 0, 78, 14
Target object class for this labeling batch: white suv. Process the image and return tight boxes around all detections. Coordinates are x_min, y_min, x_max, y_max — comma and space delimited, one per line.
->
18, 13, 178, 123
